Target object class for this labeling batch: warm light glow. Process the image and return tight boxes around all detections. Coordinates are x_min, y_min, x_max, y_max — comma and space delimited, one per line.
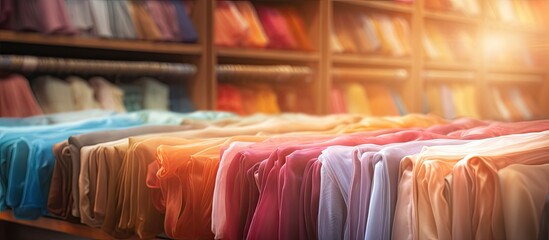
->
483, 35, 506, 58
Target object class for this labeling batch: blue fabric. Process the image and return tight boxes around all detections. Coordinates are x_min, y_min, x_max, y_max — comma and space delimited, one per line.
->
0, 109, 115, 126
0, 116, 143, 219
173, 0, 198, 43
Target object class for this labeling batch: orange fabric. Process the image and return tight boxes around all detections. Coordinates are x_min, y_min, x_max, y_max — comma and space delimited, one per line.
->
365, 84, 400, 116
234, 1, 268, 48
278, 6, 314, 51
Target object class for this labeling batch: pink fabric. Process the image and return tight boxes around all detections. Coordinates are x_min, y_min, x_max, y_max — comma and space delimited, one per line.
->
0, 74, 43, 117
14, 0, 75, 34
147, 0, 178, 41
247, 130, 451, 240
255, 5, 298, 50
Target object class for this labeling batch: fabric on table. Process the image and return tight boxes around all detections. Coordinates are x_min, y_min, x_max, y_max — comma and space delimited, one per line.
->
451, 135, 549, 240
497, 163, 549, 240
393, 130, 549, 240
47, 124, 195, 220
1, 116, 143, 219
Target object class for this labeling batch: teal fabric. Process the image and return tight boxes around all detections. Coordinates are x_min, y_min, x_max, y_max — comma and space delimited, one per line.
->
0, 115, 143, 219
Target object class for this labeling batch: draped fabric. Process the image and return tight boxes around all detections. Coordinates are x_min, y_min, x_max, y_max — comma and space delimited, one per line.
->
0, 111, 549, 240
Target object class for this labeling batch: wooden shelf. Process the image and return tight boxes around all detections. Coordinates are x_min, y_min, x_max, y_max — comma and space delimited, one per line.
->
217, 48, 319, 62
0, 30, 203, 55
333, 54, 411, 66
423, 70, 476, 83
486, 73, 545, 84
486, 65, 547, 75
485, 21, 546, 35
332, 67, 409, 81
0, 211, 113, 239
424, 61, 477, 71
423, 11, 479, 25
334, 0, 413, 13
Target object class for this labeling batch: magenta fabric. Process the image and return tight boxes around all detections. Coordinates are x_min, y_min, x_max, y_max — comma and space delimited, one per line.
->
13, 0, 75, 34
255, 5, 298, 50
0, 0, 13, 29
247, 130, 451, 240
147, 0, 178, 41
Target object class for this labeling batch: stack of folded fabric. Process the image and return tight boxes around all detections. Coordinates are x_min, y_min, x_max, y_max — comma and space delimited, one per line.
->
214, 1, 313, 50
490, 85, 543, 121
0, 0, 198, 42
1, 74, 192, 116
0, 74, 43, 117
423, 22, 474, 62
489, 0, 549, 26
425, 83, 480, 119
217, 82, 317, 115
331, 83, 406, 116
331, 11, 410, 57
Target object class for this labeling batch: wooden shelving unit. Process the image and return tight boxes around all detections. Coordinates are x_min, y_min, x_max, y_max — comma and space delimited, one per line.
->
424, 61, 477, 71
423, 11, 479, 25
332, 54, 412, 67
0, 31, 202, 55
334, 0, 413, 13
217, 48, 319, 62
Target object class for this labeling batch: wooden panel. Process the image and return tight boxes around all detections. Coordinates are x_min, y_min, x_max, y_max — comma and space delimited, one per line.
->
0, 31, 202, 55
333, 54, 412, 67
0, 211, 112, 239
218, 48, 319, 62
423, 11, 479, 25
333, 0, 413, 13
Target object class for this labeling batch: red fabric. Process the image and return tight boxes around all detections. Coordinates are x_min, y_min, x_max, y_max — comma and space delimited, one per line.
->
0, 74, 43, 117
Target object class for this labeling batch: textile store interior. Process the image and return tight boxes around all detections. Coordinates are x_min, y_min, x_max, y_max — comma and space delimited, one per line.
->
1, 0, 549, 239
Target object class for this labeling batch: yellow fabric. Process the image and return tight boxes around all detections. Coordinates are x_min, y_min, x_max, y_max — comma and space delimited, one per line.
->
426, 84, 444, 117
344, 83, 371, 115
392, 16, 411, 56
364, 84, 399, 116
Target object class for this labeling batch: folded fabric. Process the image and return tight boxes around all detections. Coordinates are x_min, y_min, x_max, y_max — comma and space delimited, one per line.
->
66, 76, 100, 110
256, 5, 298, 50
214, 1, 248, 47
107, 0, 137, 39
64, 0, 94, 35
173, 0, 198, 42
234, 1, 269, 48
89, 77, 126, 113
0, 74, 43, 117
32, 76, 76, 114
